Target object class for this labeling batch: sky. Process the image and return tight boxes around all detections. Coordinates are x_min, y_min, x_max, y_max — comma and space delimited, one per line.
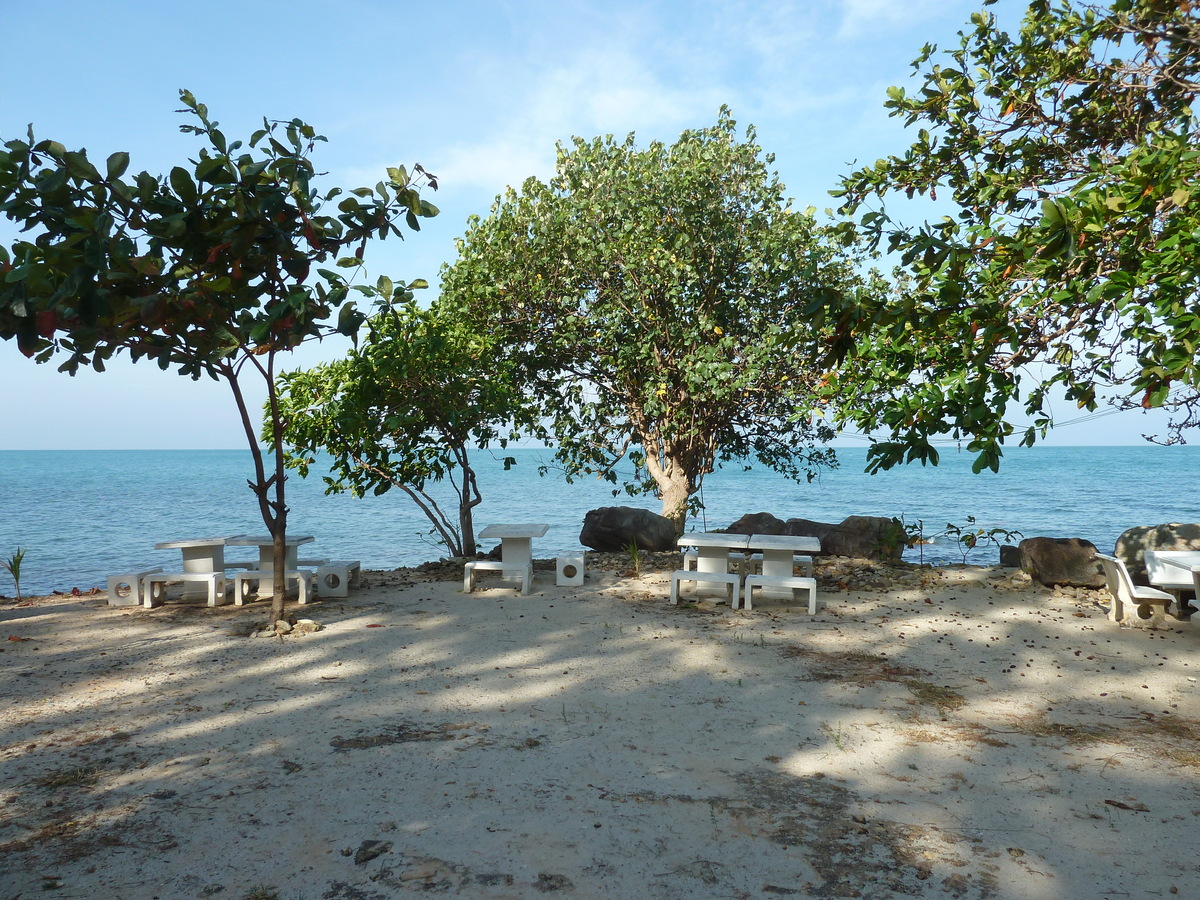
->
0, 0, 1175, 450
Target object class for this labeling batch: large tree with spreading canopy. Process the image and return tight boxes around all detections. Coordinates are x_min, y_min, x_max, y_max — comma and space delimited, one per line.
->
0, 91, 437, 625
828, 0, 1200, 473
441, 109, 884, 530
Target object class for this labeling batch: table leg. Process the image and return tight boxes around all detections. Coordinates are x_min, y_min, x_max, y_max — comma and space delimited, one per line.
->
181, 547, 224, 599
501, 538, 535, 591
758, 549, 795, 600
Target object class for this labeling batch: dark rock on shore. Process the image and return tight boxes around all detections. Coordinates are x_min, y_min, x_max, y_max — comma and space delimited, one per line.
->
726, 512, 905, 562
579, 506, 677, 552
1018, 536, 1104, 588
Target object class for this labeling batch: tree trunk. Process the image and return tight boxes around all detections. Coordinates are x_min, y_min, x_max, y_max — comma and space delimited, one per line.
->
457, 453, 481, 557
657, 471, 692, 535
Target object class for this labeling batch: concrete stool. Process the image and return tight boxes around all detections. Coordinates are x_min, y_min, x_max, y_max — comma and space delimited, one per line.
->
317, 560, 361, 598
556, 552, 586, 586
107, 567, 163, 607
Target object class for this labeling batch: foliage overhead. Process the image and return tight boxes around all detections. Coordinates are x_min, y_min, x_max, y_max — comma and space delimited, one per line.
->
274, 296, 538, 558
0, 91, 437, 621
441, 108, 884, 527
829, 0, 1200, 474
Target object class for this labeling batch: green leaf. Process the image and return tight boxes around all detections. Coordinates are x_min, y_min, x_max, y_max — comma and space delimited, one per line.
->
106, 151, 130, 180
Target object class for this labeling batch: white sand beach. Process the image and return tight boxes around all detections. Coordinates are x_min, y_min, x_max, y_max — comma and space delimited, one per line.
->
2, 555, 1199, 899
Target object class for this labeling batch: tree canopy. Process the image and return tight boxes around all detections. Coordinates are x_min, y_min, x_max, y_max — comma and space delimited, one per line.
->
0, 91, 436, 623
441, 108, 884, 529
828, 0, 1200, 473
274, 295, 538, 558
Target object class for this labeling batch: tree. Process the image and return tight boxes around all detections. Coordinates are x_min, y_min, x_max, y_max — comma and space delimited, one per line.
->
440, 109, 883, 530
828, 0, 1200, 473
274, 296, 538, 558
0, 91, 437, 625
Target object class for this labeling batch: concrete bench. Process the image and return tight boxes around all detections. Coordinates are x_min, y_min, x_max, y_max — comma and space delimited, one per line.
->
232, 569, 315, 606
316, 560, 361, 598
743, 574, 818, 613
464, 560, 533, 594
669, 570, 740, 607
107, 567, 163, 607
143, 571, 228, 608
1098, 554, 1174, 627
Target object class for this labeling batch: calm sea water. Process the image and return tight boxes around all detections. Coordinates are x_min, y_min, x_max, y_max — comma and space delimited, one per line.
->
2, 445, 1198, 596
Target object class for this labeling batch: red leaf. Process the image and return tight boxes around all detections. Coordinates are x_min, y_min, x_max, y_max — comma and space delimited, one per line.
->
36, 309, 57, 337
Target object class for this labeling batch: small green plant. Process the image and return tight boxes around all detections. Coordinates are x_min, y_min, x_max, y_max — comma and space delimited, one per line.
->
2, 546, 26, 601
820, 721, 851, 752
624, 541, 643, 576
880, 515, 931, 563
242, 887, 281, 900
941, 517, 1022, 564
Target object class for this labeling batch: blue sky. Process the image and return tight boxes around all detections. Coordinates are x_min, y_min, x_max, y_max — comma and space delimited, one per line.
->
0, 0, 1172, 449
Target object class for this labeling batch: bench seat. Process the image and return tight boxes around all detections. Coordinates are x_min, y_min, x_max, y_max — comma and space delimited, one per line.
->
669, 570, 740, 607
232, 569, 315, 606
743, 574, 818, 613
464, 560, 533, 594
143, 571, 228, 608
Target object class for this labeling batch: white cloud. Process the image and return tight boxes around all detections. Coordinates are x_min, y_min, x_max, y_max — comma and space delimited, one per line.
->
836, 0, 968, 40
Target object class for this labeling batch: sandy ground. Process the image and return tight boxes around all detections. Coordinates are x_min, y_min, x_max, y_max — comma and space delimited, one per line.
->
2, 554, 1199, 900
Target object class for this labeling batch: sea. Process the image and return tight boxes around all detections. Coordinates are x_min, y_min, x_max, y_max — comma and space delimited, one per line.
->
2, 445, 1198, 597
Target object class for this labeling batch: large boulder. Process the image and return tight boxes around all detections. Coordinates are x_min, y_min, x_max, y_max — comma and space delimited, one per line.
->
813, 515, 905, 561
726, 513, 903, 561
1114, 523, 1200, 584
726, 512, 788, 535
579, 506, 677, 552
1018, 536, 1104, 588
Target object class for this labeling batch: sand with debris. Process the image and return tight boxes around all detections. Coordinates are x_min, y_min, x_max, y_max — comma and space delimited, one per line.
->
2, 554, 1199, 899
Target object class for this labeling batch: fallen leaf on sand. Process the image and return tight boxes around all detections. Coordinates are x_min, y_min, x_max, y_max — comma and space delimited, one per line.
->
1105, 799, 1149, 812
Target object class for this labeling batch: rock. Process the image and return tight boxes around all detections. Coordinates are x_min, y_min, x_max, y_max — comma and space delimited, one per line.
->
579, 506, 677, 552
820, 515, 906, 561
1018, 537, 1104, 588
783, 518, 834, 543
1114, 523, 1200, 583
274, 619, 293, 635
999, 544, 1022, 567
727, 512, 788, 534
293, 619, 322, 634
727, 514, 904, 561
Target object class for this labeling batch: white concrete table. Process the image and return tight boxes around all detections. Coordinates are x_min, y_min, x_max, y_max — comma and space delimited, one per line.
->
1154, 551, 1200, 611
473, 524, 550, 593
679, 532, 750, 574
155, 537, 228, 572
225, 534, 316, 571
748, 534, 820, 575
